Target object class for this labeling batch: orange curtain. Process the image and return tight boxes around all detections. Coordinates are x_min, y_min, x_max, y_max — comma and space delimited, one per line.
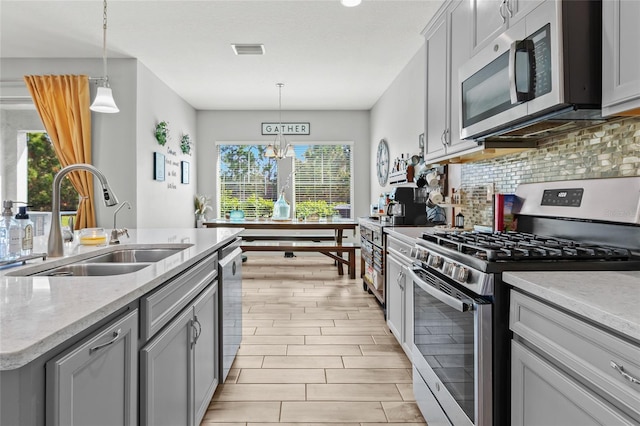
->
23, 75, 96, 229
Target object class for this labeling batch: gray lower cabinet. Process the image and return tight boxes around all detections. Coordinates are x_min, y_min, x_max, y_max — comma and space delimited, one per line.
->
511, 340, 632, 425
193, 282, 219, 423
141, 282, 218, 426
510, 290, 640, 425
46, 309, 138, 426
385, 235, 414, 359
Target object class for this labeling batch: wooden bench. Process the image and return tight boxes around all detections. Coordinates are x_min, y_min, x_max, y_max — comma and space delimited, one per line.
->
240, 241, 359, 279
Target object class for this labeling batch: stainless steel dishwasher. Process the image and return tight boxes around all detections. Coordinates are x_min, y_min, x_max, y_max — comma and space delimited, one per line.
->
218, 237, 243, 382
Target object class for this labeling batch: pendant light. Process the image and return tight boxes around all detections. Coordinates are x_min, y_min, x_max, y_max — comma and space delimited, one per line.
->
90, 0, 119, 113
341, 0, 362, 7
264, 83, 294, 159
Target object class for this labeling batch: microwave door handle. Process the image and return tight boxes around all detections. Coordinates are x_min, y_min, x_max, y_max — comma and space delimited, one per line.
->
408, 268, 470, 313
509, 39, 535, 104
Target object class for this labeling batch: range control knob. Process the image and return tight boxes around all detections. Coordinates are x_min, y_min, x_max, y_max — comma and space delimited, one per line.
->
419, 250, 430, 262
427, 254, 442, 268
442, 261, 454, 276
451, 265, 469, 283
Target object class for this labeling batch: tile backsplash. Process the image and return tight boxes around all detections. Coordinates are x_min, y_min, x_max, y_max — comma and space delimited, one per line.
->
459, 117, 640, 227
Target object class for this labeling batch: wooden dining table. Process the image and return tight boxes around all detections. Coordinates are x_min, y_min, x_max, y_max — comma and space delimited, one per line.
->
203, 218, 359, 277
203, 218, 358, 243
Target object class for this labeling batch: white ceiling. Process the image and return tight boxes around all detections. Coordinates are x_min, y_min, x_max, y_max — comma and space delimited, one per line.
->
0, 0, 443, 110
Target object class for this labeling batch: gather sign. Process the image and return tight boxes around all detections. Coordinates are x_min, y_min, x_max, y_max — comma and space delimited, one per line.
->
262, 122, 310, 135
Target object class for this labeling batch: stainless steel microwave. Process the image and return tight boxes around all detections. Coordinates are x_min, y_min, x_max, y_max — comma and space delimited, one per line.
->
459, 0, 603, 142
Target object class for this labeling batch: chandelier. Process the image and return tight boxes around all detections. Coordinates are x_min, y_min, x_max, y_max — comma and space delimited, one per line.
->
264, 83, 294, 159
90, 0, 119, 113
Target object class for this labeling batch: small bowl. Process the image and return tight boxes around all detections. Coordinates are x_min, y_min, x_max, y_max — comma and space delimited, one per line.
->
79, 228, 107, 245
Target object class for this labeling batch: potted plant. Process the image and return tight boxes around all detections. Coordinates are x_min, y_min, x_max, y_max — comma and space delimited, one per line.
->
155, 121, 169, 146
194, 194, 212, 227
180, 134, 192, 155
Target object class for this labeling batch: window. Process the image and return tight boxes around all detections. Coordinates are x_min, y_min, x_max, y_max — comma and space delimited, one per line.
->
217, 142, 353, 219
293, 144, 352, 219
27, 132, 77, 211
218, 144, 278, 218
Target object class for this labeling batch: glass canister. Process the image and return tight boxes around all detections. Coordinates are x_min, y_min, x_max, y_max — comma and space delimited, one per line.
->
272, 191, 290, 220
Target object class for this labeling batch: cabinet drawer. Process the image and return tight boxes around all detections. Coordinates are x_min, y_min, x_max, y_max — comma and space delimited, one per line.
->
141, 253, 218, 342
387, 236, 412, 263
510, 290, 640, 420
387, 236, 412, 255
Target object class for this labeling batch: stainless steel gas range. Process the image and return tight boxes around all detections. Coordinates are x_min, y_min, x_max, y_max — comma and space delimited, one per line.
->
409, 177, 640, 426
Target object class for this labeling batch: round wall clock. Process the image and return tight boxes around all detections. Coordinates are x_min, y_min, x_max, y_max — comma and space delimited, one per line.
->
376, 139, 390, 186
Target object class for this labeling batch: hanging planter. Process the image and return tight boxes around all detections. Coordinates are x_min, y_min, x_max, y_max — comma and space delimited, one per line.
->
155, 121, 169, 146
180, 134, 192, 155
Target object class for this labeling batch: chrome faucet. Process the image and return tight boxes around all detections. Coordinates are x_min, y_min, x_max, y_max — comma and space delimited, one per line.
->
48, 164, 119, 257
110, 201, 131, 244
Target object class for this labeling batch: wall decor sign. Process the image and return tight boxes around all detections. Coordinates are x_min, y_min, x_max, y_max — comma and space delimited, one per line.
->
261, 122, 310, 135
181, 161, 190, 184
154, 152, 165, 181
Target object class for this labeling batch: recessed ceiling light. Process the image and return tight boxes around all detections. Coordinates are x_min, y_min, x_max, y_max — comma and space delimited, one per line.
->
231, 44, 265, 55
341, 0, 361, 7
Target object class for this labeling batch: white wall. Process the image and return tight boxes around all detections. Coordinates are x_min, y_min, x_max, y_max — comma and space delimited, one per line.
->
135, 62, 197, 228
369, 44, 426, 203
196, 110, 371, 219
0, 58, 197, 230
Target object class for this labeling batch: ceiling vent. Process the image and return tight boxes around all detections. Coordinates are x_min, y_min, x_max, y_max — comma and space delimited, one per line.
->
231, 44, 265, 55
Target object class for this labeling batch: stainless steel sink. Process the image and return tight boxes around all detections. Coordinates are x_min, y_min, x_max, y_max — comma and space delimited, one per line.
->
81, 248, 182, 263
6, 245, 190, 277
33, 263, 150, 277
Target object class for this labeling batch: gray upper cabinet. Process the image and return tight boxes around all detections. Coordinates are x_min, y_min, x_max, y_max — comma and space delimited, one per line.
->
141, 283, 218, 426
602, 0, 640, 117
46, 309, 138, 426
425, 0, 476, 162
470, 0, 544, 56
425, 13, 448, 160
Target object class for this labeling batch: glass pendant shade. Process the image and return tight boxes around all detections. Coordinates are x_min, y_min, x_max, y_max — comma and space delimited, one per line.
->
284, 144, 295, 157
90, 86, 119, 113
265, 144, 276, 158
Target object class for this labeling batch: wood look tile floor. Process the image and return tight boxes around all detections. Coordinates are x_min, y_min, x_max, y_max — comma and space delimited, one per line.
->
201, 255, 427, 426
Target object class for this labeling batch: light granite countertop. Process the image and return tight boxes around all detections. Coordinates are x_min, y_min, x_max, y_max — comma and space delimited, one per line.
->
0, 228, 243, 370
384, 226, 429, 245
504, 270, 640, 343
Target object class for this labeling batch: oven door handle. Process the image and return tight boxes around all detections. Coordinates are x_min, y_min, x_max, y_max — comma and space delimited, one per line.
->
408, 268, 471, 313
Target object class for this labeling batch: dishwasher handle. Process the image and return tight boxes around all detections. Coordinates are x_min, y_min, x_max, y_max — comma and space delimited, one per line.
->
220, 237, 242, 259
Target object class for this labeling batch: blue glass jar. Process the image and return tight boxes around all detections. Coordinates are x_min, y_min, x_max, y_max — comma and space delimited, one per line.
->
272, 191, 290, 220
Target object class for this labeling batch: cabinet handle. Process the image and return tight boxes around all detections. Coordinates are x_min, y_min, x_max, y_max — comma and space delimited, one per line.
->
89, 329, 121, 354
499, 0, 507, 23
505, 0, 513, 18
440, 129, 449, 147
191, 315, 202, 348
610, 361, 640, 385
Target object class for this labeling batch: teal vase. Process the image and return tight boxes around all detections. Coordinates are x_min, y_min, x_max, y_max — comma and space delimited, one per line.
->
273, 191, 290, 220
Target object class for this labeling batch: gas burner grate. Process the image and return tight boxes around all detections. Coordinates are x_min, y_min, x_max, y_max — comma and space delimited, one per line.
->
422, 231, 632, 262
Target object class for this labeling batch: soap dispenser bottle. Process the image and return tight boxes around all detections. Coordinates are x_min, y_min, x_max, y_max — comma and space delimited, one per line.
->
15, 206, 34, 256
1, 201, 21, 259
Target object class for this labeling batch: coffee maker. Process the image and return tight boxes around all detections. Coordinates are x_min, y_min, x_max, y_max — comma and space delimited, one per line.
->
387, 187, 427, 225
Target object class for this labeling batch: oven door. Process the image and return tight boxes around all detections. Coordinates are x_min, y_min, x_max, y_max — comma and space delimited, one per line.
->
409, 267, 492, 426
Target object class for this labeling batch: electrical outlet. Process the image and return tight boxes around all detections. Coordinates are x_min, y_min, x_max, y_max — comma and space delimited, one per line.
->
486, 184, 494, 201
